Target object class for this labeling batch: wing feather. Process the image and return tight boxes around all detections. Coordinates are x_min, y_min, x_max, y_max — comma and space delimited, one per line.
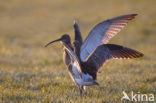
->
80, 14, 137, 61
73, 20, 83, 45
84, 44, 143, 79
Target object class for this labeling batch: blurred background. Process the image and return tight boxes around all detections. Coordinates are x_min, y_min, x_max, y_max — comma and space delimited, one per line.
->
0, 0, 155, 102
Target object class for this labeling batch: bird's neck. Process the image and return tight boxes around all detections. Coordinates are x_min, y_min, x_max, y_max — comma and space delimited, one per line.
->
62, 41, 73, 50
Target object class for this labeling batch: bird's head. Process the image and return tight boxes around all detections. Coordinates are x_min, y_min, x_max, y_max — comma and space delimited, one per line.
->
45, 34, 71, 47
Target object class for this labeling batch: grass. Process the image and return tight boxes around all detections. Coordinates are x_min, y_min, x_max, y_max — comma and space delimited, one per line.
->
0, 0, 156, 102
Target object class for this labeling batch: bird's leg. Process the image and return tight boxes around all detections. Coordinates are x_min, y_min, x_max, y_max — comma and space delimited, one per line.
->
74, 87, 76, 92
83, 86, 87, 95
78, 85, 83, 97
73, 86, 77, 96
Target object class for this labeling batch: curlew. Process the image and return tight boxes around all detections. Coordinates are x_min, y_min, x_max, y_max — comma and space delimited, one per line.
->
45, 14, 144, 96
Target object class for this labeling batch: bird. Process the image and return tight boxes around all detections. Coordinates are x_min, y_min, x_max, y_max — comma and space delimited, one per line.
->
45, 14, 144, 96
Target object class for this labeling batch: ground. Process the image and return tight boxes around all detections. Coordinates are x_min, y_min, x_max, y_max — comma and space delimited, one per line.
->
0, 0, 156, 102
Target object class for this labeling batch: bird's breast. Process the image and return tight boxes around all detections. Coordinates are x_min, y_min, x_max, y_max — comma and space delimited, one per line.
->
63, 50, 71, 66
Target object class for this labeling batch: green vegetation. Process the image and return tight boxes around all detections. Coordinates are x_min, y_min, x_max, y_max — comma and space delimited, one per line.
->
0, 0, 155, 102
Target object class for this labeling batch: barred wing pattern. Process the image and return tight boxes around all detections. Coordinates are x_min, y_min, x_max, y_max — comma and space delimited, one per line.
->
105, 44, 144, 59
80, 14, 137, 62
84, 44, 143, 79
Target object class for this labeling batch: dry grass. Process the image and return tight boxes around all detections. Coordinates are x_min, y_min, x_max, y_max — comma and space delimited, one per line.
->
0, 0, 156, 102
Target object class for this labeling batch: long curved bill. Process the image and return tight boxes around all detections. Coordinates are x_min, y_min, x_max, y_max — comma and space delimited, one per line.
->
45, 38, 62, 47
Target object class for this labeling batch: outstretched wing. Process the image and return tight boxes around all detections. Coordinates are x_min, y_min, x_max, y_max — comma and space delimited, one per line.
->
73, 20, 83, 46
62, 42, 82, 73
102, 44, 144, 59
83, 44, 143, 79
80, 14, 137, 61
